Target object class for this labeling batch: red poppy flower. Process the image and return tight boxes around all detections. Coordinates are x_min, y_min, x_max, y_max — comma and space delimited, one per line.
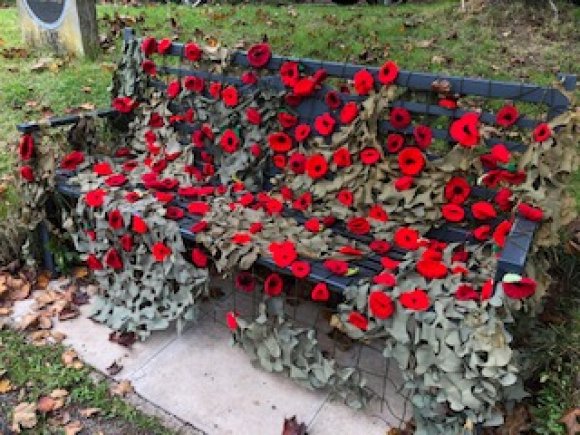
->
167, 80, 181, 99
265, 197, 283, 215
112, 96, 138, 113
226, 311, 238, 331
190, 221, 208, 234
293, 78, 316, 97
105, 174, 127, 187
234, 272, 256, 293
17, 165, 34, 183
188, 201, 210, 215
294, 124, 311, 142
378, 60, 399, 85
304, 218, 321, 233
450, 113, 480, 148
184, 76, 205, 93
105, 248, 123, 270
471, 201, 497, 220
533, 123, 552, 142
306, 154, 328, 179
190, 247, 208, 268
369, 291, 394, 319
220, 129, 240, 154
247, 43, 271, 68
324, 90, 341, 109
248, 222, 262, 234
271, 154, 286, 169
324, 259, 349, 276
132, 215, 148, 234
372, 272, 396, 287
441, 203, 465, 222
241, 70, 258, 85
386, 133, 404, 153
141, 36, 157, 56
368, 204, 388, 222
339, 246, 363, 256
279, 187, 294, 201
122, 160, 138, 173
164, 206, 184, 220
221, 86, 239, 107
114, 147, 131, 158
115, 232, 131, 252
360, 147, 381, 165
85, 189, 106, 208
184, 42, 202, 61
338, 102, 358, 124
292, 192, 312, 211
438, 98, 458, 109
348, 311, 368, 330
314, 112, 336, 136
157, 38, 172, 54
346, 217, 370, 235
398, 147, 425, 176
390, 107, 411, 129
322, 216, 336, 227
276, 113, 297, 131
268, 132, 293, 153
493, 219, 512, 247
353, 69, 374, 95
87, 254, 103, 270
394, 227, 420, 250
517, 203, 543, 222
291, 261, 311, 279
443, 177, 470, 204
108, 210, 124, 230
269, 241, 297, 268
455, 284, 478, 301
207, 82, 221, 99
416, 260, 448, 279
229, 232, 250, 245
313, 68, 327, 85
61, 151, 84, 170
18, 134, 34, 161
280, 61, 300, 87
86, 230, 96, 242
480, 279, 493, 301
264, 272, 283, 297
496, 105, 519, 127
399, 289, 430, 311
337, 189, 354, 207
141, 59, 157, 76
288, 152, 307, 174
413, 125, 432, 149
370, 239, 390, 255
152, 242, 172, 262
503, 277, 537, 299
381, 256, 400, 270
333, 147, 352, 168
309, 282, 329, 302
473, 224, 491, 241
394, 176, 414, 191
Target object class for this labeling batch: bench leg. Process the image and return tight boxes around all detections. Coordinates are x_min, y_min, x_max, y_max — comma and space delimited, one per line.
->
37, 220, 57, 277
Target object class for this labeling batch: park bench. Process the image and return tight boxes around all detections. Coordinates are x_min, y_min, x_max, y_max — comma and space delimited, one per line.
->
16, 28, 576, 432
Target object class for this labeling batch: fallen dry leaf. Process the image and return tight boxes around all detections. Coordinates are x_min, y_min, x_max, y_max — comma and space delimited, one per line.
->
0, 377, 12, 393
64, 420, 83, 435
18, 313, 39, 330
37, 396, 56, 413
11, 402, 37, 433
79, 407, 100, 418
106, 361, 123, 376
61, 349, 83, 369
416, 38, 436, 48
110, 380, 134, 397
560, 407, 580, 435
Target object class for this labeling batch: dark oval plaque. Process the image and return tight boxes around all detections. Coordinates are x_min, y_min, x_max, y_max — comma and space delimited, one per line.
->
23, 0, 67, 27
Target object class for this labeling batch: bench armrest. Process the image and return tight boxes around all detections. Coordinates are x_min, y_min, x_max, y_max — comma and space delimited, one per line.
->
16, 108, 119, 134
495, 216, 538, 282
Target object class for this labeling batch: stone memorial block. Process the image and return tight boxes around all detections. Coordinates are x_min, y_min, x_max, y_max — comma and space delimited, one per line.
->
18, 0, 98, 57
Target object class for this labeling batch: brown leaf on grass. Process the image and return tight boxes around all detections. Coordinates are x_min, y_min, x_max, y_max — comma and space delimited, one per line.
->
38, 315, 53, 329
110, 380, 134, 397
416, 38, 436, 49
109, 331, 136, 348
106, 361, 123, 376
560, 408, 580, 435
36, 271, 52, 290
18, 313, 39, 330
11, 402, 37, 432
58, 303, 80, 321
64, 420, 83, 435
0, 378, 12, 393
282, 416, 307, 435
79, 407, 100, 418
0, 47, 29, 59
61, 349, 83, 369
37, 396, 56, 413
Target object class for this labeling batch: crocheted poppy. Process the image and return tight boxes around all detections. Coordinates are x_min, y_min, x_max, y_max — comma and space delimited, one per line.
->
369, 239, 390, 255
304, 218, 320, 233
399, 289, 430, 311
353, 69, 374, 95
247, 43, 271, 68
268, 132, 293, 153
346, 217, 370, 235
264, 272, 283, 297
291, 261, 311, 279
306, 154, 328, 179
394, 227, 420, 250
141, 36, 157, 56
360, 147, 381, 165
268, 241, 297, 268
389, 107, 411, 129
209, 82, 222, 99
333, 147, 352, 168
314, 112, 336, 136
232, 233, 252, 245
494, 188, 513, 212
294, 77, 316, 97
108, 210, 124, 230
20, 166, 34, 182
152, 242, 172, 262
165, 206, 185, 220
378, 60, 399, 85
141, 59, 157, 76
443, 177, 470, 205
294, 124, 311, 142
272, 154, 287, 169
245, 107, 262, 125
86, 254, 103, 271
235, 272, 256, 293
220, 129, 240, 154
325, 90, 342, 109
372, 272, 396, 287
339, 246, 363, 256
413, 125, 432, 149
188, 201, 210, 215
369, 291, 394, 319
280, 61, 300, 87
416, 260, 448, 279
480, 279, 494, 301
221, 86, 239, 107
438, 98, 458, 109
18, 134, 34, 161
471, 201, 497, 220
105, 248, 123, 270
112, 96, 138, 114
226, 311, 238, 331
441, 203, 465, 222
191, 248, 208, 268
473, 224, 491, 241
386, 133, 404, 153
184, 42, 202, 61
337, 189, 354, 207
265, 197, 283, 215
85, 189, 106, 208
105, 174, 127, 187
368, 204, 388, 222
455, 284, 478, 301
131, 215, 148, 234
491, 143, 511, 164
503, 277, 537, 299
323, 259, 349, 276
288, 152, 307, 175
340, 102, 359, 124
166, 80, 181, 99
61, 151, 84, 171
496, 105, 519, 127
241, 70, 258, 85
394, 176, 414, 191
248, 222, 263, 234
450, 113, 480, 147
157, 38, 172, 54
493, 220, 512, 247
398, 147, 425, 176
381, 256, 400, 270
348, 311, 368, 330
191, 220, 208, 234
278, 112, 298, 129
293, 192, 313, 211
517, 203, 543, 222
311, 283, 330, 302
532, 122, 552, 142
